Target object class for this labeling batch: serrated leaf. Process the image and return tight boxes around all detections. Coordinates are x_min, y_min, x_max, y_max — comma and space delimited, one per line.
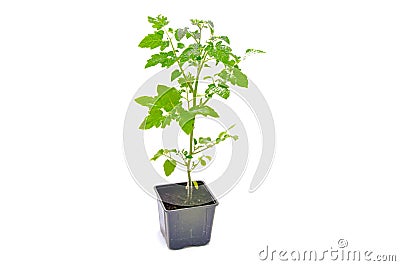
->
137, 85, 182, 130
175, 27, 188, 41
145, 51, 176, 68
205, 83, 230, 99
138, 31, 164, 49
177, 72, 194, 88
232, 68, 248, 88
170, 69, 181, 81
139, 108, 163, 129
148, 15, 169, 30
163, 159, 176, 176
208, 42, 232, 65
245, 48, 266, 54
217, 69, 229, 80
160, 41, 169, 51
179, 44, 202, 64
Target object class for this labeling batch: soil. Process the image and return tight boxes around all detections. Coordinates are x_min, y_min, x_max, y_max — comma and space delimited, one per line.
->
155, 181, 217, 210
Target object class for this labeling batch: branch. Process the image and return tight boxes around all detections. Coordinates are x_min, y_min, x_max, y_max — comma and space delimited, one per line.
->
163, 153, 186, 166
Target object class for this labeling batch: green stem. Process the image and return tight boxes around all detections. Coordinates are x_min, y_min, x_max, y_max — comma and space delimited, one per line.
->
193, 143, 215, 155
200, 97, 210, 106
186, 165, 192, 189
186, 52, 209, 186
163, 154, 186, 166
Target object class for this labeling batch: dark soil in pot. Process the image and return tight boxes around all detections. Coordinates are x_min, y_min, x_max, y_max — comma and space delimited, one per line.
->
156, 181, 217, 210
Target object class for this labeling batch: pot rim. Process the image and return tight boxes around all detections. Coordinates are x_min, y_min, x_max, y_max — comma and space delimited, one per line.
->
154, 180, 219, 212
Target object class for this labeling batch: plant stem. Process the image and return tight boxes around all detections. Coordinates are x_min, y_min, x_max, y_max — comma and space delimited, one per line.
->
186, 52, 208, 188
164, 27, 210, 189
201, 97, 210, 106
193, 144, 215, 155
163, 154, 186, 166
186, 166, 192, 189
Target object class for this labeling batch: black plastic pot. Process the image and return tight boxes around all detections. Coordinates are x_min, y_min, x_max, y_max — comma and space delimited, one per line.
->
154, 181, 219, 250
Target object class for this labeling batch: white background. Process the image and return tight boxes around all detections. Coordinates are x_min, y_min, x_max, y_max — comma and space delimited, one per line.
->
1, 0, 399, 265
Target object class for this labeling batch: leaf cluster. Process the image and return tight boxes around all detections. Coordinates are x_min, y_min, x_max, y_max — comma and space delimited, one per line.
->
135, 15, 265, 181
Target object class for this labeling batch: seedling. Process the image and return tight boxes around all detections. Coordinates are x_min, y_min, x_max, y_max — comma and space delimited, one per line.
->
136, 15, 264, 194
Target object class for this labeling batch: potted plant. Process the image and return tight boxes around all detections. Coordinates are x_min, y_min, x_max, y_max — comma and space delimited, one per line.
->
135, 15, 265, 249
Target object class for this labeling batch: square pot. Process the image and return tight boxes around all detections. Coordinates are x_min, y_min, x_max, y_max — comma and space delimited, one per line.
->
154, 181, 219, 250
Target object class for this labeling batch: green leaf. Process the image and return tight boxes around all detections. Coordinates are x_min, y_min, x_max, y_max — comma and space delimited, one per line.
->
151, 149, 164, 161
205, 155, 212, 161
219, 36, 230, 44
192, 180, 199, 190
161, 115, 172, 128
206, 20, 214, 34
177, 72, 195, 88
160, 41, 169, 51
193, 138, 198, 145
137, 85, 182, 130
138, 31, 164, 49
218, 131, 227, 139
217, 69, 229, 80
208, 42, 232, 65
139, 108, 164, 129
232, 68, 248, 88
228, 124, 236, 130
232, 135, 239, 141
175, 27, 188, 41
177, 108, 195, 134
163, 159, 176, 176
189, 105, 219, 118
245, 48, 266, 55
205, 83, 230, 99
145, 51, 176, 68
177, 105, 220, 135
199, 157, 206, 166
154, 85, 181, 111
199, 137, 212, 144
179, 44, 202, 64
148, 15, 169, 30
177, 42, 185, 49
170, 69, 181, 81
135, 96, 155, 107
